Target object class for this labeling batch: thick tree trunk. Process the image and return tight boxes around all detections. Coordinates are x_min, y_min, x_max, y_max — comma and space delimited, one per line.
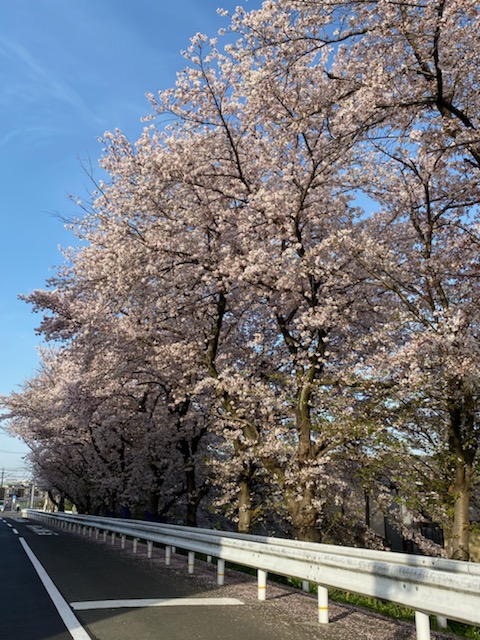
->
289, 371, 322, 542
238, 476, 253, 534
178, 432, 208, 528
148, 491, 160, 519
286, 484, 322, 542
446, 385, 476, 561
448, 460, 472, 561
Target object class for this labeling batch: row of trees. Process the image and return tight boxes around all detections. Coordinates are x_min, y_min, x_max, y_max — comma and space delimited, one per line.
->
3, 0, 480, 559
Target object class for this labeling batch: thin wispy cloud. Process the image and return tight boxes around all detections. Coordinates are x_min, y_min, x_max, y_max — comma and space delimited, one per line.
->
0, 34, 101, 129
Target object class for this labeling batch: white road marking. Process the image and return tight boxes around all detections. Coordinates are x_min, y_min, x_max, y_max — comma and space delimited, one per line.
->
26, 524, 58, 536
12, 528, 19, 534
71, 597, 244, 611
19, 538, 92, 640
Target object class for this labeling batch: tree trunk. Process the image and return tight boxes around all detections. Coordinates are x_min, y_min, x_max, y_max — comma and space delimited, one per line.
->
238, 475, 253, 534
178, 435, 206, 528
446, 385, 476, 561
148, 491, 160, 520
185, 460, 198, 528
286, 484, 322, 542
448, 459, 472, 561
290, 370, 322, 542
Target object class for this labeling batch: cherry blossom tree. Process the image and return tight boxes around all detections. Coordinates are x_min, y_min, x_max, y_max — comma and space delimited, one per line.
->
223, 0, 480, 555
140, 29, 387, 541
5, 1, 479, 556
249, 0, 480, 557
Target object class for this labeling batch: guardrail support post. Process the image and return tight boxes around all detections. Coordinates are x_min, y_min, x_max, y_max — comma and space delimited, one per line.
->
102, 530, 108, 542
302, 580, 310, 593
415, 611, 431, 640
436, 616, 447, 629
147, 541, 153, 558
95, 528, 99, 539
121, 534, 126, 549
258, 569, 267, 601
317, 585, 329, 624
133, 538, 139, 554
165, 545, 172, 565
111, 532, 116, 545
188, 551, 195, 574
217, 559, 225, 586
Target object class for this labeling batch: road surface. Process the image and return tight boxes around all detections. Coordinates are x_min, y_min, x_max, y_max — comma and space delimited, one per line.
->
0, 514, 325, 640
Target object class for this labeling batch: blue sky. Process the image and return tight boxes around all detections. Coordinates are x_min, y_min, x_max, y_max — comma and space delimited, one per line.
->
0, 0, 261, 479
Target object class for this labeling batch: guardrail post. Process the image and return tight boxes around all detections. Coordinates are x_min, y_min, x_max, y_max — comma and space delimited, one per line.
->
111, 532, 116, 545
317, 585, 329, 624
415, 611, 431, 640
436, 616, 447, 629
121, 534, 126, 549
188, 551, 195, 574
133, 538, 139, 554
95, 528, 100, 539
217, 559, 225, 586
147, 541, 153, 558
165, 545, 172, 565
258, 569, 267, 601
302, 580, 310, 593
102, 530, 108, 542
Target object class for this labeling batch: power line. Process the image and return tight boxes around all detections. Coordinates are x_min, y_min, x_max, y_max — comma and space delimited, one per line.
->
0, 449, 27, 454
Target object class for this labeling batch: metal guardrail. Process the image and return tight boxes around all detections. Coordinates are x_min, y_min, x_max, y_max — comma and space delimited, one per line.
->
22, 510, 480, 640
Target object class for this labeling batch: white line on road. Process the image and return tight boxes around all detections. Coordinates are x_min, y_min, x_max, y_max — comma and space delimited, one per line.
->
19, 537, 91, 640
71, 597, 244, 611
12, 528, 19, 534
26, 524, 59, 535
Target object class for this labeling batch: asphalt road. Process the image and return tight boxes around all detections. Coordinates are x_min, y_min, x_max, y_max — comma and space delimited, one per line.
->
0, 514, 329, 640
0, 516, 72, 640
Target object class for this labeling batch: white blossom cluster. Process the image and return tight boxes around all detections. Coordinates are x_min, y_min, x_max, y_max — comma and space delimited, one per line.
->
2, 0, 480, 557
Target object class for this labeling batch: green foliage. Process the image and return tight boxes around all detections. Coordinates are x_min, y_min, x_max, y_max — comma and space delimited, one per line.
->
327, 589, 480, 639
